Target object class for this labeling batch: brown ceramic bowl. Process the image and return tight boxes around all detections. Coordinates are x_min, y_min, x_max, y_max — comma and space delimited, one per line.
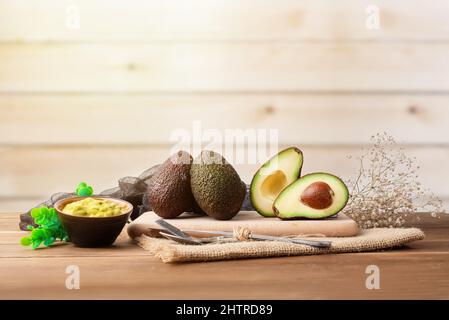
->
54, 196, 133, 248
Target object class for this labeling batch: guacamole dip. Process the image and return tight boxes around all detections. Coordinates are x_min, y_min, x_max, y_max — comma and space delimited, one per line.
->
63, 198, 128, 217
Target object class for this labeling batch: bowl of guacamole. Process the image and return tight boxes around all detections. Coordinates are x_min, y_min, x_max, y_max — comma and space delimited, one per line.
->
62, 197, 129, 218
55, 196, 133, 247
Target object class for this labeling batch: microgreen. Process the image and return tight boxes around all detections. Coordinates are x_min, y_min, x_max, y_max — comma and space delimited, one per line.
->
20, 207, 69, 249
76, 182, 94, 197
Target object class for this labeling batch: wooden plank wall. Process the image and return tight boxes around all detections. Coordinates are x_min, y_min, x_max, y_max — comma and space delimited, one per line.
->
0, 0, 448, 212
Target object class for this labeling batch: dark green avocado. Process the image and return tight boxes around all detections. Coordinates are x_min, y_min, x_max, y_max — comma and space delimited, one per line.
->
190, 150, 246, 220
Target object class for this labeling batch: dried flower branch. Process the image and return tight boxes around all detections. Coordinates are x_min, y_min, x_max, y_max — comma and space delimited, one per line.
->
344, 132, 444, 229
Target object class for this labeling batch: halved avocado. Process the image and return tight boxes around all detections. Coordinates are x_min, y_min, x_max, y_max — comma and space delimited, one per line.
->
250, 147, 303, 217
273, 172, 349, 220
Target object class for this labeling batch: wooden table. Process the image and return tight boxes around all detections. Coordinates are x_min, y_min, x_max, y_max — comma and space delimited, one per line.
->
0, 213, 448, 299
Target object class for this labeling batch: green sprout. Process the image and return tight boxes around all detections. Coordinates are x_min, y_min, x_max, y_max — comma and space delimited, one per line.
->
20, 207, 69, 249
76, 182, 93, 197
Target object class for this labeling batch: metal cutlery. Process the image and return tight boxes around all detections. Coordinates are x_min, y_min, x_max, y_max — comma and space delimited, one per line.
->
159, 232, 202, 245
155, 219, 332, 248
158, 232, 225, 245
155, 219, 195, 241
184, 229, 332, 248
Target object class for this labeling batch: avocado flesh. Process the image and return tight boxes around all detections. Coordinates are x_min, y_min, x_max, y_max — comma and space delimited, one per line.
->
250, 147, 303, 217
273, 172, 349, 219
190, 150, 246, 220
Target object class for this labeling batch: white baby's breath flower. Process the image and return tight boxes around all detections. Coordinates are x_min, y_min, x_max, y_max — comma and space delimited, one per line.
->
343, 133, 444, 229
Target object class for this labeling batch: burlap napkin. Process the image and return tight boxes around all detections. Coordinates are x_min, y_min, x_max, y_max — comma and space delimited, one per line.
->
136, 227, 424, 263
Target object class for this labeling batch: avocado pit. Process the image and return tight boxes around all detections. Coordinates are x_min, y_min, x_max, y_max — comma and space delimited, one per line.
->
300, 181, 334, 210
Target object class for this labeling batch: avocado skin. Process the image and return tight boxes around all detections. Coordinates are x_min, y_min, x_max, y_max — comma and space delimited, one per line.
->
148, 151, 196, 219
190, 151, 246, 220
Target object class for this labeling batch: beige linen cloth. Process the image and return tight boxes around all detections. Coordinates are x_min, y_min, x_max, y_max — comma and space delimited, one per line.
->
136, 227, 424, 263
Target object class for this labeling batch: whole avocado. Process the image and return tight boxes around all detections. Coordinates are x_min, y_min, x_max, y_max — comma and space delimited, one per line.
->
148, 151, 196, 219
190, 150, 246, 220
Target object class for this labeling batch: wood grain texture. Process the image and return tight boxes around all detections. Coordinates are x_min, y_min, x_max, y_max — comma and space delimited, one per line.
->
128, 212, 359, 238
1, 145, 448, 203
1, 0, 449, 42
0, 213, 448, 299
1, 43, 449, 92
1, 94, 449, 145
1, 1, 448, 216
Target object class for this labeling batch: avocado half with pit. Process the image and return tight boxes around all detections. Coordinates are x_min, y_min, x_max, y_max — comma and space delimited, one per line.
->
250, 147, 303, 217
273, 172, 349, 220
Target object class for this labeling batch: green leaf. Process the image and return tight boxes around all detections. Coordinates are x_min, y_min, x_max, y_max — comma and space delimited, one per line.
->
44, 237, 55, 247
76, 182, 94, 196
30, 207, 41, 219
32, 240, 43, 250
20, 237, 32, 246
31, 207, 50, 225
77, 187, 93, 197
40, 206, 50, 216
21, 205, 69, 249
31, 228, 45, 238
78, 182, 87, 188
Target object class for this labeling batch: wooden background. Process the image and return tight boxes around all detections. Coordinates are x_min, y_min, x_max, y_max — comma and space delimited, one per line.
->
0, 0, 448, 212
